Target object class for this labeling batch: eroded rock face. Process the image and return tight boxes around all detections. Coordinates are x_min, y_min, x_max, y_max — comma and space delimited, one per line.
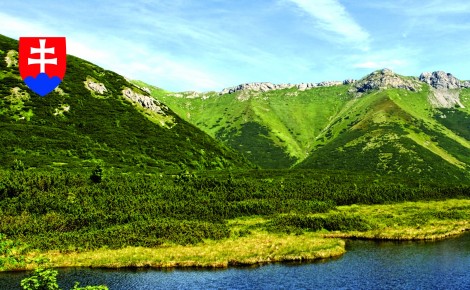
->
428, 89, 464, 108
122, 88, 168, 115
85, 80, 107, 94
419, 71, 470, 89
418, 71, 469, 108
352, 69, 419, 93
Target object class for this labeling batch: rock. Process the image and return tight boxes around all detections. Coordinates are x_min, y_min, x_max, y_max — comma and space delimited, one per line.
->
418, 71, 469, 108
184, 91, 200, 99
419, 71, 461, 89
317, 81, 343, 87
85, 80, 107, 94
428, 88, 464, 108
141, 87, 151, 94
343, 79, 356, 85
352, 68, 419, 93
122, 88, 167, 115
297, 83, 308, 91
219, 80, 347, 95
5, 50, 18, 67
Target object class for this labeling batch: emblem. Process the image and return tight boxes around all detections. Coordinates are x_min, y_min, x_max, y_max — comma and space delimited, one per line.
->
19, 37, 66, 96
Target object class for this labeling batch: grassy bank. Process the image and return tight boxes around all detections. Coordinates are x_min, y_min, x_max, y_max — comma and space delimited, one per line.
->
270, 199, 470, 240
1, 169, 469, 271
5, 199, 466, 270
36, 232, 345, 269
325, 199, 470, 240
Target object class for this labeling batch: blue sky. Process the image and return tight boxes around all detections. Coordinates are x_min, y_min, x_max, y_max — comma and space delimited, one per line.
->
1, 0, 469, 91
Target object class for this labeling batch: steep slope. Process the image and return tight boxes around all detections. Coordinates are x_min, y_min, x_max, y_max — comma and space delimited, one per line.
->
154, 69, 470, 180
297, 70, 470, 181
0, 34, 247, 171
155, 83, 352, 168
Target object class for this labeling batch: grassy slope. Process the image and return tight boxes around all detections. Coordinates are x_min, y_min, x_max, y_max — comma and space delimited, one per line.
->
150, 74, 470, 179
155, 85, 351, 168
297, 86, 470, 181
0, 34, 247, 171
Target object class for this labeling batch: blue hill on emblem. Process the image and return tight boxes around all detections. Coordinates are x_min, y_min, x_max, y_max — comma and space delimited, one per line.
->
24, 73, 62, 97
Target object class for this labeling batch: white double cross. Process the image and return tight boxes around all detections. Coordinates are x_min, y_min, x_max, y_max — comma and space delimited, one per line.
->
28, 39, 57, 73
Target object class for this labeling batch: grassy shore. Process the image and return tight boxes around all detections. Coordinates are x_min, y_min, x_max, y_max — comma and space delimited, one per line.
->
7, 199, 470, 271
38, 231, 345, 269
323, 199, 470, 240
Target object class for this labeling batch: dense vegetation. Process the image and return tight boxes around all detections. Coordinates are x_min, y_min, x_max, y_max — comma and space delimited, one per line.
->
0, 168, 469, 252
1, 34, 470, 279
157, 77, 470, 181
157, 85, 351, 168
0, 34, 248, 172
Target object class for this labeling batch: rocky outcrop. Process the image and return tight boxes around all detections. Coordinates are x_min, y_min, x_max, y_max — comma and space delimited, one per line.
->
419, 71, 470, 89
5, 50, 18, 67
216, 69, 470, 97
418, 71, 469, 108
122, 88, 168, 115
220, 82, 294, 95
85, 80, 107, 94
219, 79, 352, 95
352, 69, 419, 94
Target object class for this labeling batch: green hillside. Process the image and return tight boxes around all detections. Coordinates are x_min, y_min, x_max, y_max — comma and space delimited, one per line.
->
153, 70, 470, 181
154, 85, 352, 168
297, 88, 470, 181
0, 34, 248, 172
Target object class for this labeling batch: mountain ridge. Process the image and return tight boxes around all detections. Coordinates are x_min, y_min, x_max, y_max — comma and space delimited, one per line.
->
215, 68, 470, 96
154, 69, 470, 181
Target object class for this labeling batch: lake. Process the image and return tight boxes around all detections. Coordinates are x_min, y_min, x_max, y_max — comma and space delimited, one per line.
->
1, 232, 469, 289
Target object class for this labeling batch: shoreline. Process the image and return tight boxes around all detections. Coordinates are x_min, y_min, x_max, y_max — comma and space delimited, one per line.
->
13, 227, 470, 272
9, 228, 469, 272
2, 199, 469, 272
324, 227, 470, 241
36, 232, 346, 271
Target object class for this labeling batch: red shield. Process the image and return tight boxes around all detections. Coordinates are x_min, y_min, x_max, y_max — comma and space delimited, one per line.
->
19, 37, 66, 79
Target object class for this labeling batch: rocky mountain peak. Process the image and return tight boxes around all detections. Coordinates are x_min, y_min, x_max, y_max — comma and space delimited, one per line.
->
351, 68, 419, 94
419, 71, 470, 89
418, 71, 469, 108
216, 69, 470, 97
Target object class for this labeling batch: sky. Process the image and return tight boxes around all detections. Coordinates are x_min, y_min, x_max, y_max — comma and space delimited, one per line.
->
1, 0, 470, 92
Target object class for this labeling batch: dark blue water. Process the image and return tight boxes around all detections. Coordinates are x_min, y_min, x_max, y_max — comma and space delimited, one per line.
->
1, 233, 469, 290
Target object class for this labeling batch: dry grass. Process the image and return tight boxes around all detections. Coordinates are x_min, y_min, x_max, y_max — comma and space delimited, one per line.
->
13, 199, 470, 271
324, 199, 470, 240
39, 231, 344, 269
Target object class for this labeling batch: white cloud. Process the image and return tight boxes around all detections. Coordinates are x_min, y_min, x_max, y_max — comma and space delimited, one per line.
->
354, 59, 407, 70
0, 11, 227, 91
288, 0, 370, 49
0, 12, 52, 38
114, 57, 225, 92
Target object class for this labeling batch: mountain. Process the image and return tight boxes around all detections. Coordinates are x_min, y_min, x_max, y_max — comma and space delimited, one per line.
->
0, 34, 248, 171
153, 69, 470, 181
